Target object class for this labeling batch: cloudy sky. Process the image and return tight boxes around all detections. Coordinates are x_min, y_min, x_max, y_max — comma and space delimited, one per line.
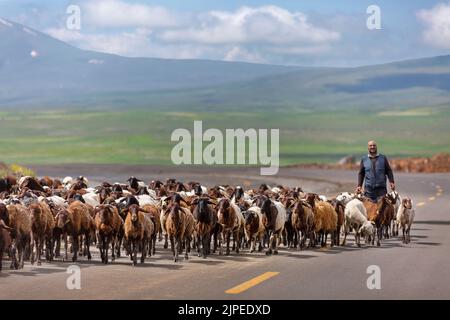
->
1, 0, 450, 66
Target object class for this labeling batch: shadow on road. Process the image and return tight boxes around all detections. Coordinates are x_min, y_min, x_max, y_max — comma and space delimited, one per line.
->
416, 220, 450, 225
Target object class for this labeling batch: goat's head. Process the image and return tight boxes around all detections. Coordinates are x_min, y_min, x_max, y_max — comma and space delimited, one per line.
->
128, 204, 140, 222
56, 209, 70, 228
193, 184, 203, 196
98, 205, 113, 225
402, 197, 413, 210
29, 203, 42, 222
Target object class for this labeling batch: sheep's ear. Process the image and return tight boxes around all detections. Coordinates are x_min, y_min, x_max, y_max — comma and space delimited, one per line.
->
370, 221, 376, 226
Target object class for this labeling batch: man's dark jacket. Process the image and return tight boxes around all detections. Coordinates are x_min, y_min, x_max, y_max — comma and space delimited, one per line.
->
358, 154, 394, 191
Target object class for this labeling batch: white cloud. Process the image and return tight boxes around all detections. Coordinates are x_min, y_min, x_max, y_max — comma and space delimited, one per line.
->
47, 27, 153, 56
45, 4, 341, 64
224, 46, 265, 63
23, 27, 37, 36
0, 18, 13, 27
46, 27, 213, 59
417, 3, 450, 49
160, 6, 340, 45
88, 59, 105, 64
83, 0, 177, 28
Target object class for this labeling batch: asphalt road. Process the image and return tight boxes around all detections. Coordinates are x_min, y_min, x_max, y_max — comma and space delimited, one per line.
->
1, 167, 449, 300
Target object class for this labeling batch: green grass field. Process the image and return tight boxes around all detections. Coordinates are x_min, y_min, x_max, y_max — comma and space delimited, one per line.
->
0, 107, 449, 166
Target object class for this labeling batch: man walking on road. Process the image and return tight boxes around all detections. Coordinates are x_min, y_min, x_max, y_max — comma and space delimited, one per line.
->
356, 140, 395, 202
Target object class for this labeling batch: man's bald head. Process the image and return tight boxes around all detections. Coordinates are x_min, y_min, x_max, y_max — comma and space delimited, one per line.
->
368, 140, 378, 156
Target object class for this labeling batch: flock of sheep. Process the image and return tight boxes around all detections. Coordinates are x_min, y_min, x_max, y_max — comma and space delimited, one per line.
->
0, 175, 415, 270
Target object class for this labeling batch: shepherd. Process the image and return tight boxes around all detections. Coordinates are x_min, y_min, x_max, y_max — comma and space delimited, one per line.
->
356, 140, 396, 202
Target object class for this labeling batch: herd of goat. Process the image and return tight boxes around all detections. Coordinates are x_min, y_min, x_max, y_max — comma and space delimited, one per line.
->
0, 175, 415, 270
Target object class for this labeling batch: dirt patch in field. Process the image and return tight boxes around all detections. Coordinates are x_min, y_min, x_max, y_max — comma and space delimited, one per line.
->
288, 153, 450, 173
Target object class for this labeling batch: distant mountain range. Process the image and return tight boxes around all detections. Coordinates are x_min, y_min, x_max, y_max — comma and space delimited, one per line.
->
1, 17, 450, 111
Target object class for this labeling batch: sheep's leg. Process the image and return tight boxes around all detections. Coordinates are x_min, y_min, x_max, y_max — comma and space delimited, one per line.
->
225, 231, 231, 255
184, 236, 190, 260
273, 233, 279, 255
164, 233, 169, 249
172, 236, 178, 262
105, 236, 109, 264
116, 235, 122, 258
78, 235, 82, 256
63, 234, 68, 262
402, 226, 406, 244
170, 235, 175, 257
45, 236, 52, 261
99, 234, 104, 263
148, 234, 153, 257
196, 234, 201, 257
55, 234, 61, 258
72, 235, 78, 262
174, 237, 180, 262
377, 227, 381, 247
218, 231, 224, 256
407, 225, 411, 243
111, 235, 116, 262
249, 236, 255, 253
266, 232, 274, 256
8, 244, 16, 270
141, 239, 146, 264
158, 229, 162, 242
17, 241, 24, 269
356, 231, 361, 247
30, 233, 35, 265
234, 230, 240, 254
85, 233, 92, 260
36, 236, 42, 266
132, 240, 137, 266
152, 233, 156, 256
202, 234, 209, 259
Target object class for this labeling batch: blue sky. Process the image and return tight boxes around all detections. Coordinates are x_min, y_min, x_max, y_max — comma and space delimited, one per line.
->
1, 0, 449, 66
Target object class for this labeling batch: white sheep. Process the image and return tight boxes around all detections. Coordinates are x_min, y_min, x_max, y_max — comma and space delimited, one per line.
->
396, 197, 415, 244
342, 198, 375, 247
388, 191, 402, 236
82, 192, 100, 207
335, 192, 356, 205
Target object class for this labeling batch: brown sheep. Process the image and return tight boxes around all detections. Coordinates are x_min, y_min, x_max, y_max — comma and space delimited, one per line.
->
29, 202, 55, 264
242, 206, 265, 253
95, 204, 123, 264
254, 195, 286, 255
7, 204, 32, 269
363, 196, 393, 246
142, 203, 161, 253
217, 198, 244, 255
330, 200, 345, 247
192, 197, 217, 258
64, 201, 93, 262
165, 203, 187, 262
0, 219, 16, 272
291, 200, 315, 249
142, 211, 155, 259
183, 207, 195, 258
45, 200, 66, 258
124, 204, 146, 266
306, 193, 337, 247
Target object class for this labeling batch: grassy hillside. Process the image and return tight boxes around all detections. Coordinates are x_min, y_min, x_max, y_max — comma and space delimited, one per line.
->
0, 107, 449, 166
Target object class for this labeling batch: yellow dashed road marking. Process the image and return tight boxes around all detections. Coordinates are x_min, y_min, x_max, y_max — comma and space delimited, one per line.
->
225, 272, 279, 294
417, 202, 426, 207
